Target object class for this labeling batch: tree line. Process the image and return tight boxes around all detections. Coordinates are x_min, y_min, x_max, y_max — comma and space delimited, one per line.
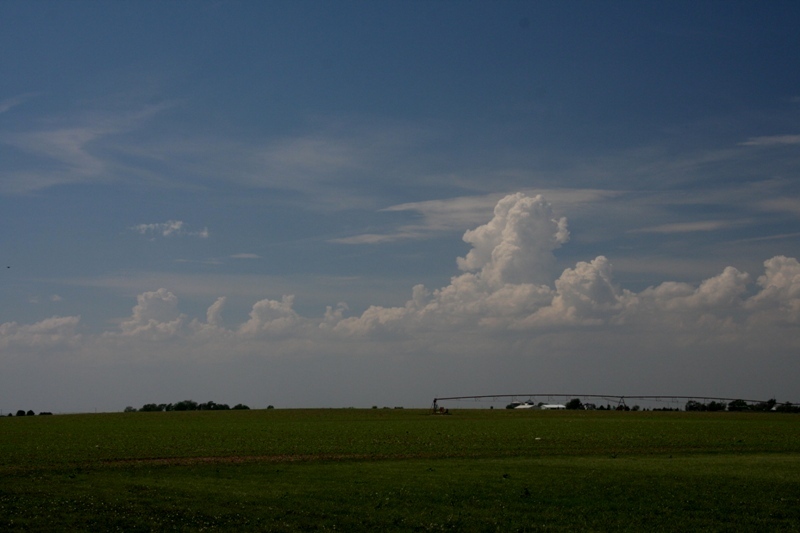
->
6, 410, 53, 416
686, 398, 800, 412
124, 400, 252, 412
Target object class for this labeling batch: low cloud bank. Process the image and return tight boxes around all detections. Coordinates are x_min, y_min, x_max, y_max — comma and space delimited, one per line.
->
4, 193, 800, 354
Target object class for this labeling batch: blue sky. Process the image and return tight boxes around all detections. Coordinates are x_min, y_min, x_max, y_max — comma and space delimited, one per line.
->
2, 1, 800, 412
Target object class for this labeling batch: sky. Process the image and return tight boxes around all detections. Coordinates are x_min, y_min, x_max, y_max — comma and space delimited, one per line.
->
2, 1, 800, 413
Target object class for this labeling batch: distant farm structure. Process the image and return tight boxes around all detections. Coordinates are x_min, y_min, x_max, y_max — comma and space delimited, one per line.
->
431, 394, 800, 413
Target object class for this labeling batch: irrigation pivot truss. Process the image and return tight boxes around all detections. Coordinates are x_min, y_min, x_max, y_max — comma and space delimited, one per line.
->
431, 394, 799, 412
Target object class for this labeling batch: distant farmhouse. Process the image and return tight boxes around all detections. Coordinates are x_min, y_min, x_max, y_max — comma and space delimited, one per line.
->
507, 401, 566, 410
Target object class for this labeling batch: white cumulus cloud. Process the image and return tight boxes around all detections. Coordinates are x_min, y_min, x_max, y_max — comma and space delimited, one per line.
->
117, 288, 185, 339
206, 296, 227, 328
457, 193, 569, 287
239, 295, 303, 336
0, 315, 82, 350
132, 220, 209, 239
746, 256, 800, 322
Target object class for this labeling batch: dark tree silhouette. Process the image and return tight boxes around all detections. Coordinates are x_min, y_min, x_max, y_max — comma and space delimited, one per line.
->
727, 399, 750, 412
565, 398, 583, 410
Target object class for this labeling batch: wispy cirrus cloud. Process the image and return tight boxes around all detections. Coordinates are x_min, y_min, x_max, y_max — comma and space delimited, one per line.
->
630, 220, 748, 234
739, 135, 800, 146
739, 134, 800, 146
0, 102, 171, 194
330, 232, 424, 245
757, 198, 800, 216
0, 93, 39, 114
238, 119, 443, 210
99, 117, 441, 211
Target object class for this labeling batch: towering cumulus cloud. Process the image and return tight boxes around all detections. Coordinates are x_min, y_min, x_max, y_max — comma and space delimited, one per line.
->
332, 193, 568, 335
118, 288, 185, 339
457, 193, 569, 287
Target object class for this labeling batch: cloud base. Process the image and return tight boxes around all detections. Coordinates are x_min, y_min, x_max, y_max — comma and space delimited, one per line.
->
3, 194, 799, 411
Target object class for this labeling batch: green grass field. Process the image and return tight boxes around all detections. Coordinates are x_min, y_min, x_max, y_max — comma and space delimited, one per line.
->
2, 409, 799, 531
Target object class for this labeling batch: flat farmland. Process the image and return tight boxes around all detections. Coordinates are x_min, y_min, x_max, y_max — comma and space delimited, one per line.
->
2, 409, 799, 531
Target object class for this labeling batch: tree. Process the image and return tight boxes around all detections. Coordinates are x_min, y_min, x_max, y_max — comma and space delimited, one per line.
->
15, 410, 26, 416
727, 399, 749, 412
172, 400, 198, 411
232, 404, 250, 410
754, 399, 777, 412
194, 401, 230, 411
565, 398, 583, 410
133, 400, 252, 412
776, 402, 800, 413
685, 400, 704, 412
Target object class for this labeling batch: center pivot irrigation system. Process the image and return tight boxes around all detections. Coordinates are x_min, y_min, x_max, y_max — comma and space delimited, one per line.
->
430, 394, 798, 412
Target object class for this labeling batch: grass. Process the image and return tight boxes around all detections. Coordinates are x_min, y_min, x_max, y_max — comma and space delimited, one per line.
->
2, 409, 799, 531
